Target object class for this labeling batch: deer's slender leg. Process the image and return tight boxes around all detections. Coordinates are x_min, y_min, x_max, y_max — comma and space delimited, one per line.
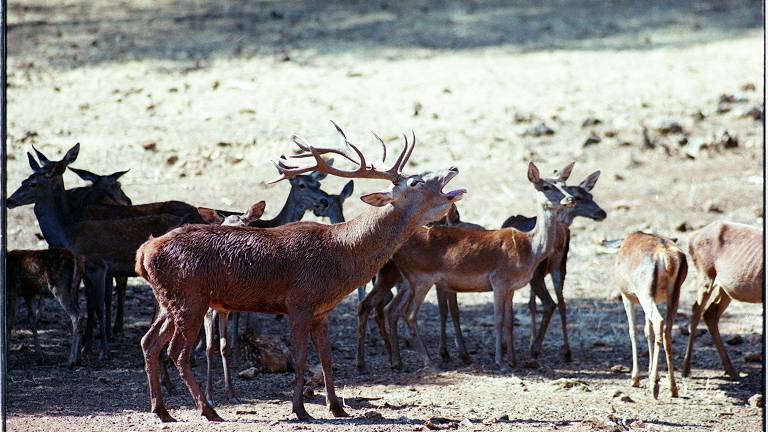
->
703, 287, 736, 377
372, 290, 392, 363
25, 297, 41, 364
218, 310, 239, 404
529, 265, 556, 358
356, 276, 393, 372
664, 274, 681, 398
288, 311, 313, 420
386, 281, 410, 370
503, 293, 517, 368
168, 302, 222, 422
402, 280, 434, 369
141, 309, 176, 422
682, 280, 715, 377
59, 293, 83, 369
621, 294, 640, 387
82, 265, 109, 361
310, 316, 348, 417
204, 309, 217, 405
490, 277, 509, 369
644, 316, 655, 377
436, 288, 451, 362
229, 312, 240, 357
104, 274, 113, 340
447, 291, 470, 363
113, 276, 128, 335
640, 295, 663, 399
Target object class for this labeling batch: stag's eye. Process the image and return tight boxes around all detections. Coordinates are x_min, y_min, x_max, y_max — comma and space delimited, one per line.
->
298, 183, 306, 189
407, 177, 422, 188
541, 184, 552, 191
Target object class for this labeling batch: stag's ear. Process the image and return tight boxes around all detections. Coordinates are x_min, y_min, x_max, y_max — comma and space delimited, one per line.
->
27, 153, 41, 171
579, 170, 601, 191
360, 191, 393, 207
339, 180, 354, 202
107, 169, 130, 182
244, 201, 266, 222
197, 207, 224, 224
68, 167, 100, 183
557, 162, 575, 182
446, 203, 461, 225
62, 143, 80, 164
527, 162, 541, 183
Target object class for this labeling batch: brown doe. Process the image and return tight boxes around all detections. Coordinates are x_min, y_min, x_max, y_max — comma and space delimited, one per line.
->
611, 232, 687, 399
681, 221, 763, 378
7, 248, 85, 368
136, 123, 465, 422
384, 162, 576, 370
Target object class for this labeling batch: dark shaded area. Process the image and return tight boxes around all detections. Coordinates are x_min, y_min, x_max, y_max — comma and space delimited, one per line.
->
7, 280, 762, 417
7, 0, 763, 70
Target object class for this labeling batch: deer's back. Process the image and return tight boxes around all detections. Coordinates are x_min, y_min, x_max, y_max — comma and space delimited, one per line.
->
8, 248, 83, 298
140, 223, 360, 315
616, 232, 686, 304
689, 221, 763, 303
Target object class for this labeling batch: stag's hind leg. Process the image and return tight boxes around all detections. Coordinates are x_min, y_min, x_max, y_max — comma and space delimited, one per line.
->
141, 309, 176, 422
621, 294, 641, 387
167, 302, 223, 422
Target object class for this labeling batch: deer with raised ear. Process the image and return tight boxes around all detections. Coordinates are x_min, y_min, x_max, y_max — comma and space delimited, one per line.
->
136, 122, 466, 422
383, 161, 576, 370
681, 221, 763, 378
609, 232, 687, 399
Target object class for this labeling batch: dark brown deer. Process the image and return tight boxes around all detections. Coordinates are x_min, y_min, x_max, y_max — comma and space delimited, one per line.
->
137, 123, 465, 422
383, 162, 574, 370
7, 248, 85, 368
610, 232, 687, 399
681, 221, 763, 378
8, 143, 188, 361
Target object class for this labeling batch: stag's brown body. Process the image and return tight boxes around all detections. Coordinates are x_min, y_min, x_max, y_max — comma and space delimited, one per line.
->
682, 221, 763, 377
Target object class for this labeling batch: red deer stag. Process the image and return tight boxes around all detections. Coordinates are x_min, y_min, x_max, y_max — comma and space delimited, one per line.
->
610, 232, 687, 399
681, 221, 763, 378
136, 123, 466, 422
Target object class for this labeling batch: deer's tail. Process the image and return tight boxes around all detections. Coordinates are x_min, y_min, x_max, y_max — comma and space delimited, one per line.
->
135, 236, 154, 282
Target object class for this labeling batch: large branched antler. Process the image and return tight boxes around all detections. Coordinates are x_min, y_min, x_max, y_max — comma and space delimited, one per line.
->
268, 121, 415, 184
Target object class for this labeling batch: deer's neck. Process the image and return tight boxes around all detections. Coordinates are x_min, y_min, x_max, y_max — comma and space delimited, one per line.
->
332, 203, 422, 285
33, 183, 78, 248
252, 190, 305, 228
527, 202, 561, 262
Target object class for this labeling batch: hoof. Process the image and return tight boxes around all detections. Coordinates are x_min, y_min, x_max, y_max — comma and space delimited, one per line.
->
651, 383, 660, 400
459, 354, 472, 365
669, 387, 679, 398
563, 350, 572, 362
98, 350, 110, 362
630, 377, 641, 388
356, 363, 369, 374
203, 407, 224, 422
292, 408, 314, 421
391, 362, 404, 372
155, 408, 177, 423
330, 406, 350, 418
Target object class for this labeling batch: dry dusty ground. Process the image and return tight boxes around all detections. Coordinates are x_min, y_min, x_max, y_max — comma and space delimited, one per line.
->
5, 1, 765, 431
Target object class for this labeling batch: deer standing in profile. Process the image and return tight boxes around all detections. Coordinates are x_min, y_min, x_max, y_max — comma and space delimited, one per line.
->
136, 123, 466, 422
8, 144, 188, 361
384, 162, 575, 370
681, 221, 763, 378
610, 232, 687, 399
7, 248, 85, 368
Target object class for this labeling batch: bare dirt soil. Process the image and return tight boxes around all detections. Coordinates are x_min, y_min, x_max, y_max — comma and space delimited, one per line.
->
5, 1, 764, 431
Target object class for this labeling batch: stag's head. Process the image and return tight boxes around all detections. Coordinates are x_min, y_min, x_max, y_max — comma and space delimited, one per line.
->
270, 122, 466, 226
8, 143, 80, 208
69, 166, 133, 206
527, 161, 576, 212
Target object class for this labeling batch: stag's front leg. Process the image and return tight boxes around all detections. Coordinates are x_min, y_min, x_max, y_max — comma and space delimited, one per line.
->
436, 288, 451, 362
311, 316, 349, 417
289, 312, 313, 421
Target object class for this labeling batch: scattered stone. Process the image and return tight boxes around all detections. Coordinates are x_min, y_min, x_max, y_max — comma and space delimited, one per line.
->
583, 132, 601, 147
741, 83, 756, 92
691, 110, 706, 121
459, 418, 473, 428
719, 93, 748, 104
749, 394, 764, 408
582, 117, 602, 127
740, 104, 764, 122
364, 410, 383, 419
604, 129, 618, 138
551, 378, 591, 392
717, 130, 739, 149
165, 155, 179, 166
676, 222, 694, 232
523, 122, 555, 137
514, 112, 534, 123
641, 128, 656, 149
269, 420, 280, 426
744, 352, 762, 363
610, 364, 630, 374
705, 201, 724, 214
616, 393, 634, 403
716, 102, 732, 114
656, 121, 685, 135
142, 142, 157, 151
725, 335, 743, 345
614, 174, 624, 181
96, 376, 111, 384
413, 101, 423, 117
238, 367, 258, 380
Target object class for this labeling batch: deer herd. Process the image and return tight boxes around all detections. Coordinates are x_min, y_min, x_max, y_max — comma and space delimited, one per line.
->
6, 124, 764, 422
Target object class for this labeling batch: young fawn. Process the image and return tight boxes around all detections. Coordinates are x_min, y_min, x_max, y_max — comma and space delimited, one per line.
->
136, 123, 465, 422
682, 221, 763, 378
385, 162, 575, 370
7, 248, 85, 368
612, 232, 687, 399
